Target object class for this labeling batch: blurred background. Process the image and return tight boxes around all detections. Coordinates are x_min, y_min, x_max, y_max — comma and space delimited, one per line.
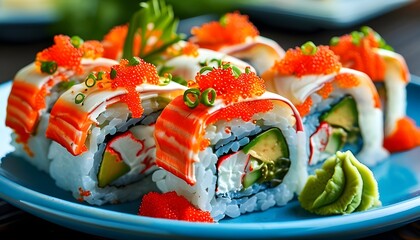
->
0, 0, 418, 80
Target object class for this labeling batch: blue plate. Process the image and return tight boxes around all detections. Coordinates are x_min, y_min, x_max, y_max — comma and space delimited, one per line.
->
0, 77, 419, 240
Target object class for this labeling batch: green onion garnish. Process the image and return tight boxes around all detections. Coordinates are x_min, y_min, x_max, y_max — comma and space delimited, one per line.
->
96, 71, 104, 80
75, 93, 85, 104
40, 61, 58, 74
330, 36, 340, 46
200, 66, 214, 74
71, 36, 84, 48
85, 73, 97, 87
245, 67, 251, 74
231, 66, 242, 78
110, 68, 117, 79
183, 88, 201, 108
201, 88, 216, 107
351, 31, 362, 45
210, 58, 222, 67
129, 57, 140, 66
159, 74, 171, 86
301, 41, 317, 55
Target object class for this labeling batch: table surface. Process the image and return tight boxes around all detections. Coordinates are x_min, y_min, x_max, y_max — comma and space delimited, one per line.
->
0, 1, 419, 239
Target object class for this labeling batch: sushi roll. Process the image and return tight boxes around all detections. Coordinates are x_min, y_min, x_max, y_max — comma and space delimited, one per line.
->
45, 57, 186, 205
263, 41, 389, 167
329, 26, 420, 152
152, 61, 307, 221
5, 34, 117, 173
189, 11, 285, 74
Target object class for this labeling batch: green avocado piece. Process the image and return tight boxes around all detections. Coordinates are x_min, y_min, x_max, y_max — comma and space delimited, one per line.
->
325, 127, 347, 154
242, 161, 262, 189
97, 150, 131, 188
299, 151, 364, 215
242, 128, 289, 163
319, 96, 359, 132
348, 152, 382, 211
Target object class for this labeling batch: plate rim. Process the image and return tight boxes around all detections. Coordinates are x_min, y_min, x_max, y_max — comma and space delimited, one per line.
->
0, 79, 419, 239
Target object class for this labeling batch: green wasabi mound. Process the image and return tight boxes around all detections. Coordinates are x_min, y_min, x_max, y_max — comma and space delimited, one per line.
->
298, 150, 381, 215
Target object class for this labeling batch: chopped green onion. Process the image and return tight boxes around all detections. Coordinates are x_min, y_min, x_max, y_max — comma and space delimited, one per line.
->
96, 71, 104, 80
201, 88, 216, 106
75, 93, 85, 104
159, 74, 171, 86
200, 66, 214, 74
85, 73, 97, 87
245, 67, 251, 74
351, 31, 362, 45
231, 66, 242, 78
219, 14, 228, 27
222, 62, 231, 70
172, 76, 188, 86
183, 88, 200, 108
199, 60, 208, 67
40, 61, 58, 74
210, 58, 222, 67
360, 26, 372, 36
330, 36, 340, 46
71, 36, 84, 48
301, 41, 317, 55
110, 68, 117, 79
129, 57, 140, 66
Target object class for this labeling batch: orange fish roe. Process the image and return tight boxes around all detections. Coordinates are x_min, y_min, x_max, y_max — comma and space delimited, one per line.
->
81, 40, 104, 59
207, 100, 274, 123
36, 35, 84, 74
273, 45, 341, 77
77, 187, 91, 202
110, 58, 160, 118
102, 24, 128, 59
191, 11, 259, 50
317, 82, 334, 99
334, 73, 360, 88
330, 33, 386, 81
195, 66, 265, 104
182, 41, 199, 57
138, 191, 214, 223
383, 117, 420, 152
295, 97, 313, 117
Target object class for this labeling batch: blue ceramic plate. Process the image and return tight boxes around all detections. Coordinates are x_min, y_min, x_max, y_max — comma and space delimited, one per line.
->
0, 78, 419, 240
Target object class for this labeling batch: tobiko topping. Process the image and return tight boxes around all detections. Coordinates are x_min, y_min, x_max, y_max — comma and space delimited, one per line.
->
191, 11, 259, 49
329, 26, 390, 81
138, 191, 214, 223
272, 41, 341, 77
36, 34, 104, 75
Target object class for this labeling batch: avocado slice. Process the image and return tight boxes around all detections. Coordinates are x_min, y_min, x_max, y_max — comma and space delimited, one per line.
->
97, 149, 130, 188
241, 128, 290, 189
325, 127, 347, 154
242, 128, 289, 163
319, 96, 359, 132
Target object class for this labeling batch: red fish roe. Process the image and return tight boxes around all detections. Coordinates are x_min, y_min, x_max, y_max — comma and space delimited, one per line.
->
36, 35, 84, 73
110, 58, 160, 118
81, 40, 104, 59
330, 34, 386, 81
273, 45, 341, 77
182, 41, 199, 57
295, 97, 313, 117
138, 191, 214, 223
195, 67, 265, 104
334, 73, 360, 88
317, 82, 334, 99
207, 100, 274, 123
383, 117, 420, 152
191, 11, 259, 50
